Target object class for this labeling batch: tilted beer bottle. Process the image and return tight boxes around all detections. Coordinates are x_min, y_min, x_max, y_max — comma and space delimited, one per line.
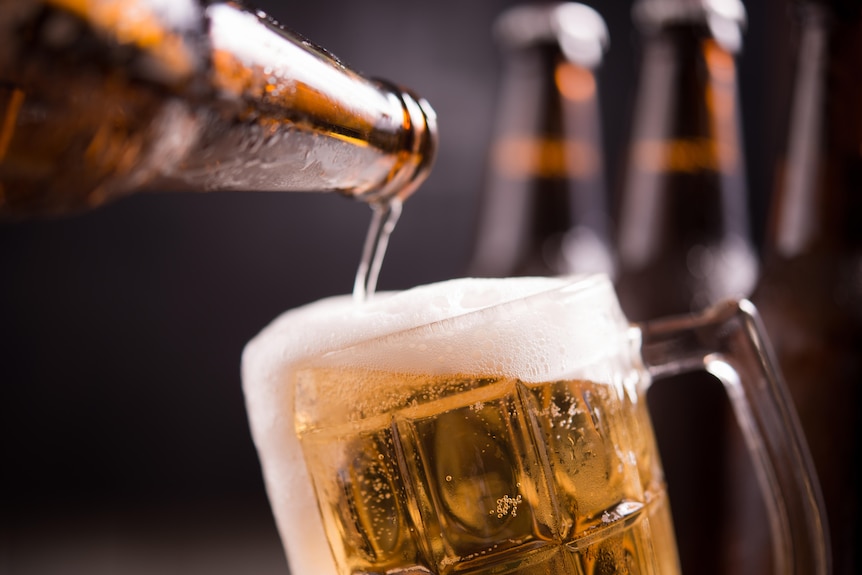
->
469, 2, 614, 278
615, 1, 758, 573
751, 2, 862, 573
0, 0, 437, 217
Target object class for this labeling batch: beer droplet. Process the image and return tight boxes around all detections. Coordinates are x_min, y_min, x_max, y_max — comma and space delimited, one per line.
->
445, 475, 453, 482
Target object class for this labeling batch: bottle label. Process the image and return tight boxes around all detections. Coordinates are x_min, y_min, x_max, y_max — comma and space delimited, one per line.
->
492, 136, 600, 179
631, 137, 737, 174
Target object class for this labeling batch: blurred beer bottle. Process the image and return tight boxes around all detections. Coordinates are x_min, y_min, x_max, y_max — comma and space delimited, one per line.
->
615, 1, 758, 573
469, 2, 615, 278
0, 0, 436, 218
751, 1, 862, 573
616, 0, 756, 317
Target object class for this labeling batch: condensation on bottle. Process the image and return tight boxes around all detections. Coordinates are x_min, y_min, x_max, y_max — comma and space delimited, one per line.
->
0, 0, 437, 217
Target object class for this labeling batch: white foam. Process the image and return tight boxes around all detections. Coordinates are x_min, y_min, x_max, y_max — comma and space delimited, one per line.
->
240, 275, 631, 575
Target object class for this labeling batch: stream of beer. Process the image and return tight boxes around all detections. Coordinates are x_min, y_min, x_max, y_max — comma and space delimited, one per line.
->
353, 198, 403, 302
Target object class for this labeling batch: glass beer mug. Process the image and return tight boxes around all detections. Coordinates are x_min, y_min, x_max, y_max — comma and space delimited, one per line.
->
242, 275, 829, 575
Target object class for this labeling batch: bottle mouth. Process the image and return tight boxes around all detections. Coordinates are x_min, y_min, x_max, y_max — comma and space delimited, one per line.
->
357, 85, 438, 205
633, 0, 747, 52
634, 0, 746, 24
494, 3, 610, 68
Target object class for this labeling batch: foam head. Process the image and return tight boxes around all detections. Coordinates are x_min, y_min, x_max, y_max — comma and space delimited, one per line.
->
241, 275, 634, 575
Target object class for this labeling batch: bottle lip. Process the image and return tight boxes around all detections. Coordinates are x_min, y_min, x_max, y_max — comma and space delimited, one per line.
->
359, 85, 438, 204
633, 0, 747, 52
633, 0, 746, 26
494, 2, 609, 68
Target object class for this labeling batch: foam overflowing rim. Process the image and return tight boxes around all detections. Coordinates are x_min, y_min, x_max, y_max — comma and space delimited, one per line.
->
325, 274, 608, 352
297, 274, 631, 383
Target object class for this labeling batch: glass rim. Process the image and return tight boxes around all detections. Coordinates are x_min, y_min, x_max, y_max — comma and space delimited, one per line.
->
302, 273, 630, 381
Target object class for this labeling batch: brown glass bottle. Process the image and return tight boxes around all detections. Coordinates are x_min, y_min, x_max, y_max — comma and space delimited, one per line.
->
0, 0, 437, 218
751, 2, 862, 574
615, 1, 758, 574
469, 2, 614, 278
616, 1, 756, 317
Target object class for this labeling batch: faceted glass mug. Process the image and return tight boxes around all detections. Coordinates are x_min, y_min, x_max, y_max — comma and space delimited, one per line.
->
241, 275, 829, 575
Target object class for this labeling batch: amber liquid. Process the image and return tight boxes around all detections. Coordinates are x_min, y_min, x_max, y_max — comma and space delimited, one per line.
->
295, 370, 680, 575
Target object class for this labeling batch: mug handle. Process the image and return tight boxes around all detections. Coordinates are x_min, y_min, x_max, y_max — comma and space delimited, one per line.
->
637, 299, 830, 575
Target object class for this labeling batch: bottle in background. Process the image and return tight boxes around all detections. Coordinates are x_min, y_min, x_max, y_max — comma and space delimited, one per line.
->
752, 2, 862, 573
614, 1, 758, 573
616, 0, 756, 318
469, 2, 615, 278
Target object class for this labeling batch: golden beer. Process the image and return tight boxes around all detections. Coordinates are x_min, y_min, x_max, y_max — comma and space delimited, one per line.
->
297, 370, 679, 575
243, 276, 682, 575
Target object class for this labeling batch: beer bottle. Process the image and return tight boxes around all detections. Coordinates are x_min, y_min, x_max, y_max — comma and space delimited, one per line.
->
615, 1, 758, 573
752, 2, 862, 573
616, 0, 756, 318
0, 0, 436, 217
469, 2, 614, 278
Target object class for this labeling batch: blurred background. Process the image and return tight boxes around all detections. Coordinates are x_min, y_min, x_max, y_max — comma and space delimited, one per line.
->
1, 0, 794, 573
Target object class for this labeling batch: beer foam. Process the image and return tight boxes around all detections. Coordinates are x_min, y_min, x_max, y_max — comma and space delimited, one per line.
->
241, 275, 632, 575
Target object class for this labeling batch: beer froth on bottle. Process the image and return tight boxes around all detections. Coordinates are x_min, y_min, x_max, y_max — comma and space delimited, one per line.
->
242, 276, 682, 575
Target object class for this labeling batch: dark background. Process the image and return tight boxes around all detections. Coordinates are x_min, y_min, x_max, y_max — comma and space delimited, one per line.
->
2, 0, 791, 573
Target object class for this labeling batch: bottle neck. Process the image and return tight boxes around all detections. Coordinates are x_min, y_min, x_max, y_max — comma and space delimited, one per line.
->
471, 42, 613, 277
619, 23, 750, 256
766, 3, 862, 259
491, 44, 605, 186
199, 2, 437, 202
616, 22, 756, 316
